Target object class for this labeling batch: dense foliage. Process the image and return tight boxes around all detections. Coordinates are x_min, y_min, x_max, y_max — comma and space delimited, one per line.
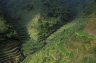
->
0, 0, 96, 63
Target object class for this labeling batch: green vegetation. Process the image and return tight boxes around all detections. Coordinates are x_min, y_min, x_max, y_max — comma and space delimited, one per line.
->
23, 0, 74, 55
22, 17, 96, 63
83, 1, 96, 16
22, 0, 96, 63
0, 13, 24, 63
0, 0, 96, 63
0, 17, 8, 33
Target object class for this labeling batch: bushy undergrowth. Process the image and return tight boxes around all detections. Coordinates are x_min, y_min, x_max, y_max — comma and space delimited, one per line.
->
22, 18, 96, 63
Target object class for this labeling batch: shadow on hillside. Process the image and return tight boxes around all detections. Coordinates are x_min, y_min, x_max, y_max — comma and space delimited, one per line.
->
0, 0, 68, 41
0, 0, 94, 61
0, 0, 90, 57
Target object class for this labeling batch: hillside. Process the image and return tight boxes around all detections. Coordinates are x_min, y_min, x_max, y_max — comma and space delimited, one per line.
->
0, 0, 96, 63
21, 1, 96, 63
22, 16, 96, 63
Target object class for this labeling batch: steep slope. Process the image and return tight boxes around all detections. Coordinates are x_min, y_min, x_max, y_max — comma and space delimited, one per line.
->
22, 16, 96, 63
22, 0, 93, 55
22, 0, 96, 63
0, 0, 74, 41
0, 11, 24, 63
0, 0, 96, 63
0, 0, 79, 55
0, 0, 92, 41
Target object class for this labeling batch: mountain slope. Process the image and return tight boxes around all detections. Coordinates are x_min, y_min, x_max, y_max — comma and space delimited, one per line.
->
22, 0, 96, 63
22, 15, 96, 63
0, 0, 96, 63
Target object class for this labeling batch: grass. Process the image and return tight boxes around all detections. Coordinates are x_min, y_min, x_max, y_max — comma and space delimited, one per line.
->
0, 17, 8, 33
0, 0, 96, 63
22, 16, 96, 63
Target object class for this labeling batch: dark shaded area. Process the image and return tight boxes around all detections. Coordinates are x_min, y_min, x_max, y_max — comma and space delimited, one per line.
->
0, 0, 90, 41
83, 0, 96, 16
0, 26, 25, 63
0, 11, 25, 63
0, 0, 94, 63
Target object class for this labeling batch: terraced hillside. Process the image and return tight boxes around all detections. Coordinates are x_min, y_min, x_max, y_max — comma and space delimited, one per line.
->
0, 12, 24, 63
0, 0, 96, 63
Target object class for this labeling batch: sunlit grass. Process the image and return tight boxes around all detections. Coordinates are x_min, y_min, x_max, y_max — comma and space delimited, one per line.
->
22, 17, 96, 63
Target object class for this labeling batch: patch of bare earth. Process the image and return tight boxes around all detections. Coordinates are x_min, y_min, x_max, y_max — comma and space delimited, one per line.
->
84, 16, 96, 55
84, 17, 96, 36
